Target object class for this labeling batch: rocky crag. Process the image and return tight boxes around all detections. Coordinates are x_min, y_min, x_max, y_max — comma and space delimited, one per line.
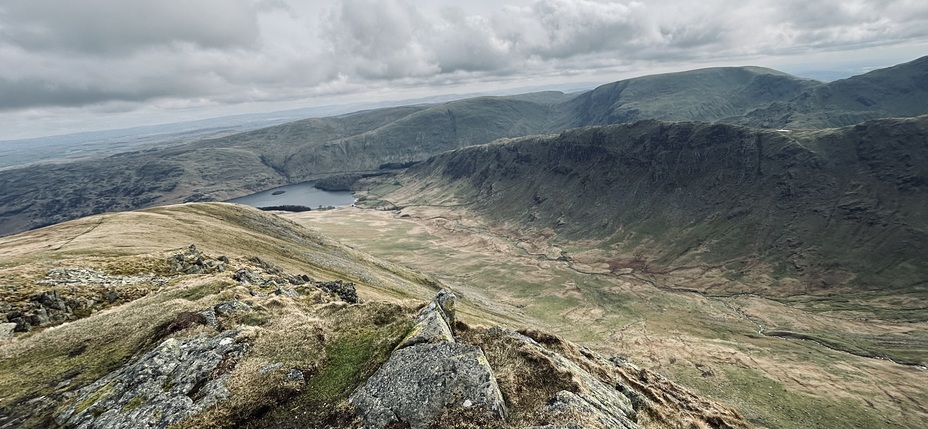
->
369, 115, 928, 293
9, 287, 752, 429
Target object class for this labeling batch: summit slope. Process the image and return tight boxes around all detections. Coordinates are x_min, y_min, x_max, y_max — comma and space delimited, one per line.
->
0, 203, 751, 428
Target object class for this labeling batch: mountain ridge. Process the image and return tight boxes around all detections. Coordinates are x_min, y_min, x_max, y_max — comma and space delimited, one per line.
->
363, 115, 928, 294
3, 56, 928, 237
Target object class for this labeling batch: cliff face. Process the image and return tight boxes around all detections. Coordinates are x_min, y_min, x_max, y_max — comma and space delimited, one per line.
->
0, 203, 751, 429
374, 116, 928, 293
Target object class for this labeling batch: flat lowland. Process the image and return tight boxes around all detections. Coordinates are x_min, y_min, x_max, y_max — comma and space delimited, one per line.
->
285, 206, 928, 429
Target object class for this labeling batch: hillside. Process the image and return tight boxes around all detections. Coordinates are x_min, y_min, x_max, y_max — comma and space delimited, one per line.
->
0, 203, 751, 428
739, 55, 928, 128
556, 66, 819, 128
364, 115, 928, 294
4, 58, 928, 237
0, 96, 563, 236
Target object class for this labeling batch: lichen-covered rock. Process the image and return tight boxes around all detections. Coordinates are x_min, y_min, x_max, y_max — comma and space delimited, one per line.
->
0, 322, 16, 339
396, 289, 458, 348
543, 390, 638, 429
397, 308, 455, 348
197, 300, 251, 331
419, 288, 455, 326
350, 342, 506, 429
57, 329, 246, 429
350, 289, 505, 429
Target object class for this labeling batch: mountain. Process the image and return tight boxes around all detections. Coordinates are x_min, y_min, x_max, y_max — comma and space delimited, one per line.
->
556, 66, 819, 128
739, 55, 928, 128
362, 115, 928, 294
0, 202, 751, 428
2, 58, 928, 238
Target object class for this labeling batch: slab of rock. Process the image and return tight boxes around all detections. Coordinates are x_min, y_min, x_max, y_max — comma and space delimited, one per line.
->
57, 329, 246, 429
0, 322, 16, 339
398, 288, 458, 349
350, 289, 505, 429
350, 342, 505, 429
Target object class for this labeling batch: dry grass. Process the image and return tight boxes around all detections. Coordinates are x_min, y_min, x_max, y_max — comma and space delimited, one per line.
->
0, 203, 441, 428
287, 205, 928, 429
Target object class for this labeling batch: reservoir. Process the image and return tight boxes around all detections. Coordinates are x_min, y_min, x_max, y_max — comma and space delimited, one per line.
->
227, 182, 355, 209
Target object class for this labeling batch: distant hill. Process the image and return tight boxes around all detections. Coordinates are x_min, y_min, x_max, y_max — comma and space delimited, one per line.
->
3, 57, 928, 236
556, 66, 819, 128
739, 56, 928, 128
369, 116, 928, 293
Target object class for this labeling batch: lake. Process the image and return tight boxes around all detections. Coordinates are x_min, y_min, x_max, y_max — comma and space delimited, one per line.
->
226, 182, 355, 209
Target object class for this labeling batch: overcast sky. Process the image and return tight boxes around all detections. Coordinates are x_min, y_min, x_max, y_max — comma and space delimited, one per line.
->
2, 0, 927, 139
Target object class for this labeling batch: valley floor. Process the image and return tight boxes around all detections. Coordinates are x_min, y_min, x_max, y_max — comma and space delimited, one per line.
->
285, 206, 928, 429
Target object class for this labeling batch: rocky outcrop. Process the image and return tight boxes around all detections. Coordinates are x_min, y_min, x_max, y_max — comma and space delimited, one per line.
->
168, 244, 228, 274
495, 329, 639, 429
4, 267, 171, 332
57, 329, 246, 429
0, 322, 15, 339
233, 256, 359, 303
472, 328, 751, 429
350, 289, 506, 429
348, 289, 753, 429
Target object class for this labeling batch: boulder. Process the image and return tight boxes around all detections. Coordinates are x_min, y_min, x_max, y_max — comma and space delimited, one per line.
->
350, 289, 505, 429
0, 322, 16, 339
397, 308, 455, 348
316, 280, 358, 303
350, 342, 505, 429
57, 329, 246, 429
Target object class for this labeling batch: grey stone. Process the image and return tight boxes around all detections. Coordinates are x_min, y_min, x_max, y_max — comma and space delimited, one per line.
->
543, 390, 637, 429
57, 329, 246, 429
286, 369, 305, 383
415, 288, 456, 327
198, 308, 219, 330
259, 362, 284, 374
397, 307, 455, 349
0, 322, 16, 339
233, 268, 264, 285
350, 342, 506, 429
213, 300, 250, 316
350, 289, 504, 429
274, 287, 299, 297
316, 280, 358, 303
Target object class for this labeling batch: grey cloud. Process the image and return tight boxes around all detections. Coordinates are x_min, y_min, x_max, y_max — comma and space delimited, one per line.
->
0, 77, 165, 110
494, 0, 647, 60
324, 0, 438, 79
0, 0, 261, 55
2, 0, 928, 115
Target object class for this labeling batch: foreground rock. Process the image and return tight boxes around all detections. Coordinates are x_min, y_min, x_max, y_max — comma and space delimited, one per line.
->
350, 289, 506, 428
57, 329, 246, 429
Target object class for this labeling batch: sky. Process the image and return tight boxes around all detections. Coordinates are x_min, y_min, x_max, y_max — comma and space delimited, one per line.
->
2, 0, 927, 140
